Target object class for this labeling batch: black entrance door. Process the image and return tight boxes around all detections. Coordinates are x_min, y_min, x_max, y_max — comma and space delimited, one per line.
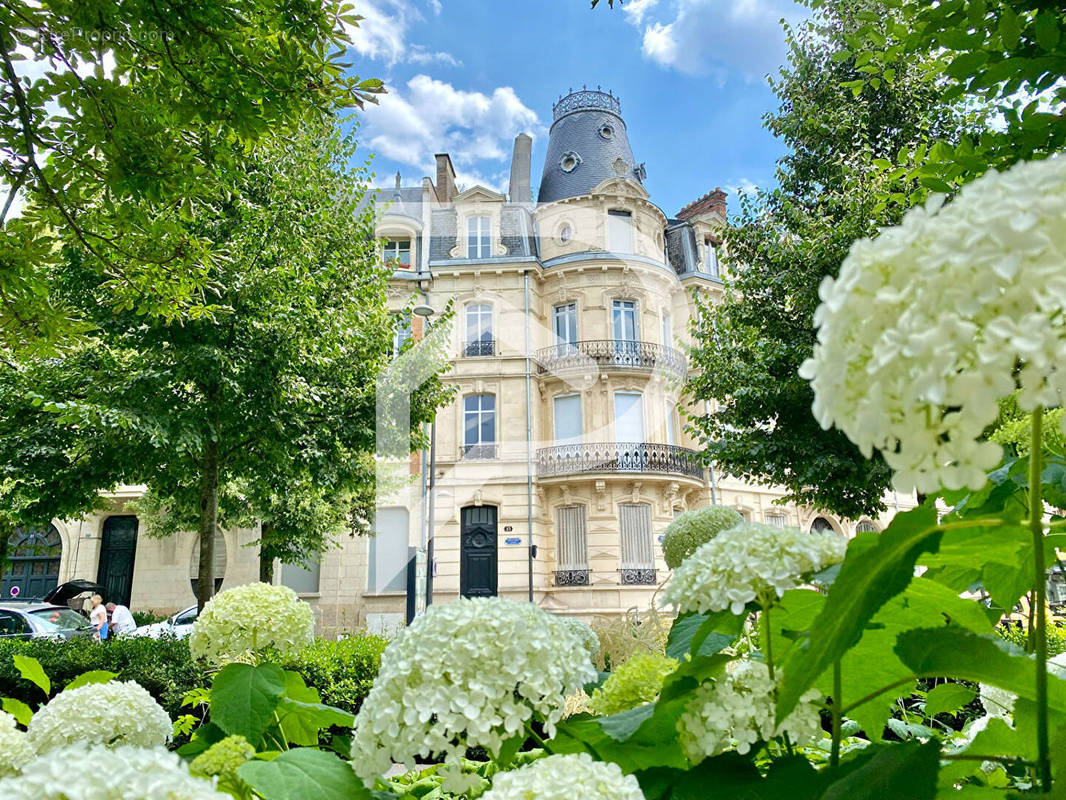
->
460, 506, 498, 598
97, 516, 138, 606
1, 526, 61, 600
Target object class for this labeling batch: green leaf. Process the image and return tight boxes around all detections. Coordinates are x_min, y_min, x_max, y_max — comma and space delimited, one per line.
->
665, 610, 742, 660
820, 741, 940, 800
600, 704, 656, 742
65, 670, 118, 691
210, 663, 286, 743
13, 654, 50, 697
896, 628, 1066, 713
2, 696, 33, 726
239, 748, 372, 800
924, 682, 976, 717
276, 671, 354, 747
777, 506, 940, 721
1034, 11, 1062, 53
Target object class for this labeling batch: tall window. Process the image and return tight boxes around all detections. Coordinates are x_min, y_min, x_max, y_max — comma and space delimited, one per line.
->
705, 239, 720, 278
614, 391, 644, 442
619, 503, 655, 584
467, 215, 492, 259
661, 312, 672, 347
281, 557, 321, 594
553, 393, 582, 444
553, 303, 578, 347
607, 209, 634, 252
612, 300, 638, 342
369, 508, 408, 593
392, 314, 412, 356
765, 512, 786, 528
465, 303, 493, 356
464, 394, 497, 458
666, 405, 677, 446
555, 506, 589, 585
384, 238, 411, 268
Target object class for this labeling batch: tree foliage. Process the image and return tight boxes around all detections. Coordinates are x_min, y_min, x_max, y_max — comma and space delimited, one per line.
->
685, 0, 983, 519
0, 0, 384, 350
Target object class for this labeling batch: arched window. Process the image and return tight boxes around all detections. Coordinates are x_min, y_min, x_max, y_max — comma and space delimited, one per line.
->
2, 525, 61, 600
463, 394, 497, 459
465, 303, 494, 356
856, 520, 879, 533
811, 517, 835, 535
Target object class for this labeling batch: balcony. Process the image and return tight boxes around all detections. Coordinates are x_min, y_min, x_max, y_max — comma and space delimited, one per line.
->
462, 444, 498, 460
464, 339, 496, 357
536, 442, 703, 480
535, 340, 687, 378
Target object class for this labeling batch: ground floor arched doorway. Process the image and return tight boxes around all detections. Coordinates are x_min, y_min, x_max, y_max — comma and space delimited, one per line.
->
1, 525, 62, 600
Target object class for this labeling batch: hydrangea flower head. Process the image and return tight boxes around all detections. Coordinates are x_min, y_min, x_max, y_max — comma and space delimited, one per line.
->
661, 505, 743, 569
189, 582, 314, 665
0, 745, 228, 799
350, 597, 596, 789
661, 522, 845, 615
677, 659, 821, 761
0, 710, 34, 777
27, 680, 171, 753
800, 156, 1066, 493
481, 753, 645, 800
190, 735, 254, 783
560, 616, 600, 663
589, 652, 678, 715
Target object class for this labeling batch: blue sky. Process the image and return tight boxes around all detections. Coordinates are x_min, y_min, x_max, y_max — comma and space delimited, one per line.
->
348, 0, 804, 216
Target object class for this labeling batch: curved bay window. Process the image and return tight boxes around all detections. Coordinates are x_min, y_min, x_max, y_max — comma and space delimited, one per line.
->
465, 303, 494, 356
463, 394, 497, 459
2, 525, 62, 600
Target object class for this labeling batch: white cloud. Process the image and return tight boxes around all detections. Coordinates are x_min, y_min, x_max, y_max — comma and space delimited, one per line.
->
622, 0, 660, 25
361, 75, 543, 192
346, 0, 458, 67
724, 178, 759, 197
630, 0, 802, 82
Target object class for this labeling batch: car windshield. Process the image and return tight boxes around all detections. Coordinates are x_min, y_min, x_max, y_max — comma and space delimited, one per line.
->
30, 608, 90, 632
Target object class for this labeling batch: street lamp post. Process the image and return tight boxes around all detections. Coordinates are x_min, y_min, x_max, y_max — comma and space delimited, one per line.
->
412, 301, 437, 613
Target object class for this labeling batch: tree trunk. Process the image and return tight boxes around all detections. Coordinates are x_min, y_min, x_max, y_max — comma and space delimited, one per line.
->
196, 438, 220, 611
258, 522, 274, 584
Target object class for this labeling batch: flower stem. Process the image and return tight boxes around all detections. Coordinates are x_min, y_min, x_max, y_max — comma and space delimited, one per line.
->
1030, 406, 1050, 792
830, 660, 842, 770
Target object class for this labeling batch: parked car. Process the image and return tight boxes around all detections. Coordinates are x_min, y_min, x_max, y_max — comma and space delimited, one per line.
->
132, 605, 198, 639
0, 602, 94, 640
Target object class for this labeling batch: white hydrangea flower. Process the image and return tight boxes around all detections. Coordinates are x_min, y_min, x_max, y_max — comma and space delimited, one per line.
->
560, 616, 600, 662
800, 156, 1066, 494
482, 753, 645, 800
677, 660, 821, 762
27, 681, 171, 753
661, 523, 845, 615
189, 582, 314, 665
0, 744, 228, 799
350, 598, 597, 789
0, 710, 34, 777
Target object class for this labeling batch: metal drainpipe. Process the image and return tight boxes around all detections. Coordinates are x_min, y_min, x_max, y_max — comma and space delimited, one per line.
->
525, 270, 534, 603
423, 285, 436, 609
704, 400, 719, 505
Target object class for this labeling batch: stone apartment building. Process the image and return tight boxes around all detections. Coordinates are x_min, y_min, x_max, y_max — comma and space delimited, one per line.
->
1, 89, 913, 634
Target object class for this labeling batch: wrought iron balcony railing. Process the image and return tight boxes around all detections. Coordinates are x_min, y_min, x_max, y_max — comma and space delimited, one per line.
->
465, 339, 496, 357
536, 442, 703, 479
534, 340, 687, 377
462, 444, 498, 460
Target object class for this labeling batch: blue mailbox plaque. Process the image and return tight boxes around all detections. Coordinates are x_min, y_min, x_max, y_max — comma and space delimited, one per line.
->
505, 537, 522, 545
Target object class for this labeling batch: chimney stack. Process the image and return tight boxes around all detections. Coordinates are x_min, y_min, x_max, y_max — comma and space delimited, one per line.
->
508, 133, 532, 204
434, 153, 457, 203
677, 187, 727, 221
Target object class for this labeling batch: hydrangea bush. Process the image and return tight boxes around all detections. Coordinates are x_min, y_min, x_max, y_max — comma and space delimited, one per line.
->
0, 745, 228, 800
800, 157, 1066, 493
588, 652, 678, 715
188, 582, 314, 665
350, 597, 596, 790
26, 681, 171, 753
0, 710, 34, 777
481, 753, 645, 800
660, 505, 743, 569
662, 522, 845, 614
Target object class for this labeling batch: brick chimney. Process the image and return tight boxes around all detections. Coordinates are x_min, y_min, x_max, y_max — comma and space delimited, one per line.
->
677, 187, 727, 220
434, 153, 457, 203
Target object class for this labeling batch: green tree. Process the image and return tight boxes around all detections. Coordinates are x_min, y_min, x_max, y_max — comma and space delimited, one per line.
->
7, 121, 448, 608
684, 0, 982, 519
0, 0, 383, 350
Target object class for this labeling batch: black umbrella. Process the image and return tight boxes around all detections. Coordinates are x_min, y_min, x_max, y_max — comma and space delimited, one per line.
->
43, 579, 106, 606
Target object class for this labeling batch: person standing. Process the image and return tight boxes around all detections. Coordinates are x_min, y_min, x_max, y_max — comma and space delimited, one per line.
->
89, 594, 108, 642
106, 602, 136, 637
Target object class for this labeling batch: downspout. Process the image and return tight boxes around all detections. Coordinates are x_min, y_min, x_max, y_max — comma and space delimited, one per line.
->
704, 400, 719, 505
525, 270, 534, 603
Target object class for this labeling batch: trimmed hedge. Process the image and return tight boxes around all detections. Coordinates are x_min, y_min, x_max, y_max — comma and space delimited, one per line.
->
0, 631, 388, 719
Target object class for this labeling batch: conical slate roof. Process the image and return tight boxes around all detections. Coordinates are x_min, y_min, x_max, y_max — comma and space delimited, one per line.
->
537, 88, 644, 205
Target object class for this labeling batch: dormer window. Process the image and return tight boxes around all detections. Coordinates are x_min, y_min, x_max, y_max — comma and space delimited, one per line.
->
384, 238, 411, 268
704, 238, 720, 278
467, 216, 491, 259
